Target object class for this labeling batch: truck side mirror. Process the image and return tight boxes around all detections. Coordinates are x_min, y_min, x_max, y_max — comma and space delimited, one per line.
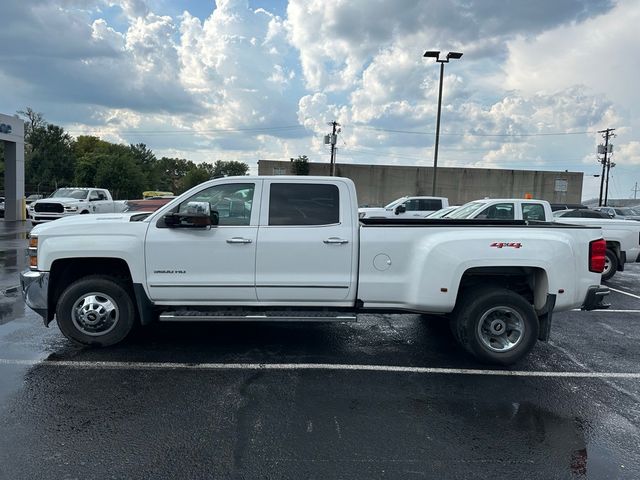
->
164, 202, 215, 228
395, 204, 406, 215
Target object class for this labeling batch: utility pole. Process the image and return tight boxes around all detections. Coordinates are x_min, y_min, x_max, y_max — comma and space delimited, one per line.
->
325, 121, 341, 176
604, 160, 615, 206
423, 50, 463, 196
632, 182, 640, 200
597, 128, 615, 206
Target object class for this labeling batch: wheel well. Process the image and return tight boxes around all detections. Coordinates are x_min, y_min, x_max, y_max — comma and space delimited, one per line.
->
459, 266, 549, 310
606, 241, 621, 258
48, 258, 133, 318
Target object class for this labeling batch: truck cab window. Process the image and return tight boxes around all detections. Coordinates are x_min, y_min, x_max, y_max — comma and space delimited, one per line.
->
269, 183, 339, 225
522, 203, 545, 221
477, 203, 514, 220
178, 183, 254, 226
404, 199, 419, 211
420, 199, 443, 211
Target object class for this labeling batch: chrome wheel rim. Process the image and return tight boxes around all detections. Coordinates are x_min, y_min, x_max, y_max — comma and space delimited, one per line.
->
603, 256, 611, 276
476, 306, 524, 352
71, 292, 119, 336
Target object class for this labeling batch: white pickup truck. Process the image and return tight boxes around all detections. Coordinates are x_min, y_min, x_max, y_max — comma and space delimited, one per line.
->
28, 188, 126, 225
448, 198, 640, 280
359, 196, 449, 219
21, 176, 609, 365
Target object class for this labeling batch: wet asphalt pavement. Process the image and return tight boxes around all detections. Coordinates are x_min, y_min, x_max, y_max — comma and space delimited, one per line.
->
0, 221, 639, 479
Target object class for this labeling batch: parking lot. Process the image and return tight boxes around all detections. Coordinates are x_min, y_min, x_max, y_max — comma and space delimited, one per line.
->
0, 220, 639, 479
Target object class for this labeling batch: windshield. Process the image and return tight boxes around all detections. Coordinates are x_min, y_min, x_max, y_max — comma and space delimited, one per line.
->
50, 189, 89, 200
428, 207, 455, 218
448, 201, 487, 219
384, 197, 407, 209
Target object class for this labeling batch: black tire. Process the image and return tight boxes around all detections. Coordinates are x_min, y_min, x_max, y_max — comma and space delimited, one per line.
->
602, 249, 618, 282
80, 210, 89, 214
451, 287, 538, 365
56, 275, 136, 346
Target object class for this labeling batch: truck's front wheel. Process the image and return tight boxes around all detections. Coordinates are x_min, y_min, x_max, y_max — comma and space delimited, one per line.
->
56, 275, 136, 346
452, 287, 538, 365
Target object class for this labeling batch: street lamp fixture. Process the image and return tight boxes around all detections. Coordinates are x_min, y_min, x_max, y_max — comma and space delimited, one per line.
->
423, 50, 463, 196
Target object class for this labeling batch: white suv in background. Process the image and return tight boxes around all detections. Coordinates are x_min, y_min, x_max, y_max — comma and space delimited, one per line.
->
359, 196, 449, 219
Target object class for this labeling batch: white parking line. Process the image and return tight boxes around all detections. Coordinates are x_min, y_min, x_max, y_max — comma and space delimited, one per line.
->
609, 287, 640, 300
1, 358, 639, 378
571, 309, 640, 313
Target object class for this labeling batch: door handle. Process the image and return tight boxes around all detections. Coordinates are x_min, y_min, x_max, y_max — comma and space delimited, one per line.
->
226, 237, 253, 244
323, 237, 349, 245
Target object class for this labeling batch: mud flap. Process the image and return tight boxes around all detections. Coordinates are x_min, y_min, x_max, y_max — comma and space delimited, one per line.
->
536, 294, 556, 342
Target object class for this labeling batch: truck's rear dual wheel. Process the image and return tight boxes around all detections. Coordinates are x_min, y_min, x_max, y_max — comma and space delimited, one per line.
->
601, 249, 618, 281
56, 275, 136, 346
451, 287, 538, 365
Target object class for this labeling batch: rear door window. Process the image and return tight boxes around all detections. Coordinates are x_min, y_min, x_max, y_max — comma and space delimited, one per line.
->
419, 199, 443, 211
269, 183, 339, 225
522, 203, 545, 221
476, 203, 515, 220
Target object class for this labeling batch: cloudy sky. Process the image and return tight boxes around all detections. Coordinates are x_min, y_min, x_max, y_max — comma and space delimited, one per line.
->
1, 0, 639, 201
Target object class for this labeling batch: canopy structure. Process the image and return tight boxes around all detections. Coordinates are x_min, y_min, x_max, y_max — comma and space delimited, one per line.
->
0, 113, 25, 221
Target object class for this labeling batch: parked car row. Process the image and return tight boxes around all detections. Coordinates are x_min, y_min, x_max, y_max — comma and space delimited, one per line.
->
358, 196, 449, 219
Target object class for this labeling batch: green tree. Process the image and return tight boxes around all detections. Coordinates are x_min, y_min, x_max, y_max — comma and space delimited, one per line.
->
290, 155, 310, 175
155, 157, 195, 193
74, 135, 111, 157
179, 165, 212, 192
130, 143, 158, 189
18, 107, 45, 141
94, 147, 145, 199
73, 136, 113, 186
211, 160, 249, 177
25, 124, 76, 192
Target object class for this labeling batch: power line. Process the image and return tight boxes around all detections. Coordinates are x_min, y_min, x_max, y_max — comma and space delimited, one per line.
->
65, 125, 306, 135
350, 124, 599, 137
63, 122, 601, 138
340, 147, 588, 168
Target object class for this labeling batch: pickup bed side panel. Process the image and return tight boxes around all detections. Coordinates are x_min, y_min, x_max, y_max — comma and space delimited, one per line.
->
555, 218, 640, 264
358, 225, 602, 313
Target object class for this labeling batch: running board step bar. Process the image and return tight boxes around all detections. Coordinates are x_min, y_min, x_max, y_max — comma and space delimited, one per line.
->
159, 311, 357, 322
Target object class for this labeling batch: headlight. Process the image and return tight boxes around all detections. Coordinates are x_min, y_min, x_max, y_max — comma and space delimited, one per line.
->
28, 235, 38, 270
64, 205, 78, 211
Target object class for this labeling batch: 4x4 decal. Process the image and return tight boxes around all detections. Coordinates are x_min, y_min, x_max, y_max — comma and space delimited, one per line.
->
490, 242, 522, 249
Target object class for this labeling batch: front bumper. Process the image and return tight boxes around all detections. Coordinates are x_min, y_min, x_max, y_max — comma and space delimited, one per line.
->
29, 212, 75, 222
581, 285, 610, 311
20, 270, 50, 324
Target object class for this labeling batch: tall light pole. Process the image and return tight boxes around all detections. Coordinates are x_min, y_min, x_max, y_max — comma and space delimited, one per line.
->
423, 50, 462, 196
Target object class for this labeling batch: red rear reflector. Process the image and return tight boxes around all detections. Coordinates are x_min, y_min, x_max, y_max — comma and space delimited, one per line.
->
589, 239, 606, 273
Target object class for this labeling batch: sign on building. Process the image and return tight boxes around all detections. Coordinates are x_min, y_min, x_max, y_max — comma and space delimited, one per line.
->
554, 179, 568, 193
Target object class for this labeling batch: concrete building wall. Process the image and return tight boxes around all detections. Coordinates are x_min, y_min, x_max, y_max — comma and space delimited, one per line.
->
257, 160, 583, 206
0, 113, 25, 221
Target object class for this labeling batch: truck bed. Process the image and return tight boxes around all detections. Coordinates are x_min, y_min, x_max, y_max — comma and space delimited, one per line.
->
360, 218, 594, 228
